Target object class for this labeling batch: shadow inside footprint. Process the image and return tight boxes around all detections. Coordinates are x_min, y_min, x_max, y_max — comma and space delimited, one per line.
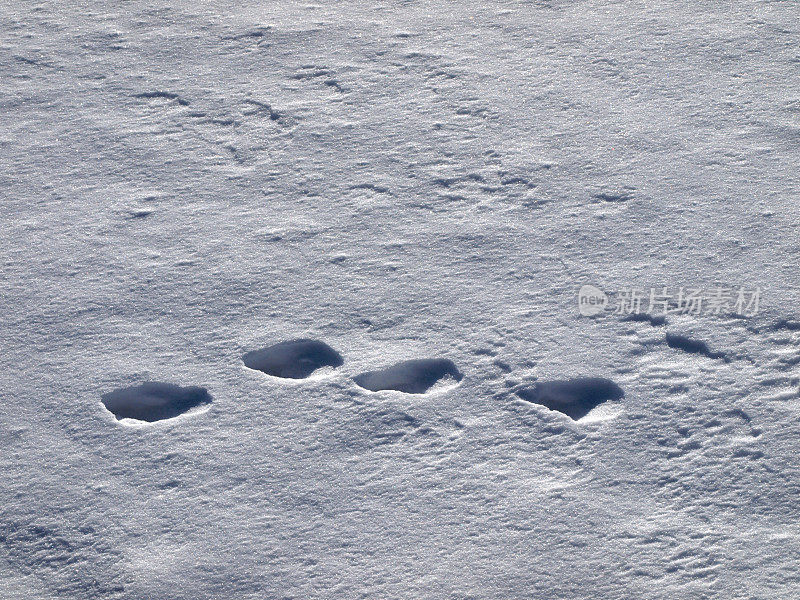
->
242, 339, 343, 379
101, 382, 212, 422
354, 359, 463, 394
516, 378, 624, 420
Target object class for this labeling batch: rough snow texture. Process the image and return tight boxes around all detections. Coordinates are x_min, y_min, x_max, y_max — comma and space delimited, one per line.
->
1, 0, 799, 599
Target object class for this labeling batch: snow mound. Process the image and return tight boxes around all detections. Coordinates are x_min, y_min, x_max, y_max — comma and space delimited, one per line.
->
516, 378, 624, 420
354, 358, 463, 394
101, 382, 212, 423
242, 339, 343, 379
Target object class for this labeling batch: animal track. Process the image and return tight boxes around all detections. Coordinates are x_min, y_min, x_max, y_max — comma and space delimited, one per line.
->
242, 99, 281, 122
665, 333, 727, 361
516, 377, 624, 420
101, 382, 212, 423
770, 318, 800, 332
132, 91, 190, 106
623, 312, 667, 326
354, 359, 463, 394
351, 182, 390, 194
499, 174, 535, 188
242, 339, 343, 379
592, 187, 635, 203
289, 65, 345, 92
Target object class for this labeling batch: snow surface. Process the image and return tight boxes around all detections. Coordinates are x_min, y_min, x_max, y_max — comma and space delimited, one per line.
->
1, 0, 799, 598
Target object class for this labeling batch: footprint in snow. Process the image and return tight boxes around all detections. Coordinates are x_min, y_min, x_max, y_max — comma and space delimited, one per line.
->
354, 358, 463, 394
516, 377, 624, 420
101, 382, 212, 423
242, 339, 343, 379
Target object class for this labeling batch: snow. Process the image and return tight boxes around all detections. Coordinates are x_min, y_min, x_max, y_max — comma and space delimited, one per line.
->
1, 0, 799, 598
